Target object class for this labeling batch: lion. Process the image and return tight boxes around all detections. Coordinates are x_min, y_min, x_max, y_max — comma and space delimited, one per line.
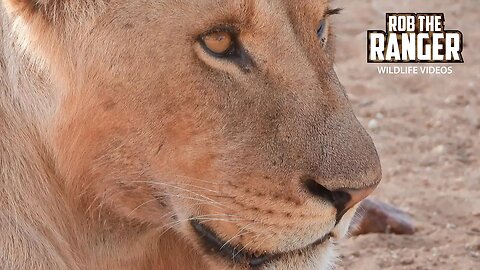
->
0, 0, 381, 269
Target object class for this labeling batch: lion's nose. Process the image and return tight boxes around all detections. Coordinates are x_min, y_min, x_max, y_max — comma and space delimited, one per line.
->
304, 179, 377, 222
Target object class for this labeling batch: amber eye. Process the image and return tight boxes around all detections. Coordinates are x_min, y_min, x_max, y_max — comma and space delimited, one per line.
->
202, 31, 234, 55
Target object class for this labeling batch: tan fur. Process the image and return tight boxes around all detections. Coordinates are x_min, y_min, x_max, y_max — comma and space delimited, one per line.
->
0, 0, 381, 269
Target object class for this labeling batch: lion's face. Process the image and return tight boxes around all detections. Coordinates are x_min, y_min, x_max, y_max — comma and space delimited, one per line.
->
9, 0, 380, 269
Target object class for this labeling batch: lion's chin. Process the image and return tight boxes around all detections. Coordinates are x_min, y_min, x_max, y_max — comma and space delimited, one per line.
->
191, 220, 337, 270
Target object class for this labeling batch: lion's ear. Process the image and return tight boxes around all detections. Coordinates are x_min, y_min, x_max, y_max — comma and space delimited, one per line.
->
3, 0, 103, 35
2, 0, 75, 26
2, 0, 99, 65
3, 0, 106, 66
1, 0, 64, 64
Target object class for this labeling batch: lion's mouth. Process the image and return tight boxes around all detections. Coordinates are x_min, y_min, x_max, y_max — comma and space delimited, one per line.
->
191, 219, 332, 268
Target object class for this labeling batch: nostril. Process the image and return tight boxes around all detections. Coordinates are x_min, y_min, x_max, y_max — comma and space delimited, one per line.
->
304, 179, 352, 212
303, 178, 378, 223
303, 179, 356, 224
304, 179, 334, 203
331, 190, 352, 212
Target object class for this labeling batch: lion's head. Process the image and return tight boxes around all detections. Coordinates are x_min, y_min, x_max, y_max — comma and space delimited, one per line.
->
4, 0, 381, 269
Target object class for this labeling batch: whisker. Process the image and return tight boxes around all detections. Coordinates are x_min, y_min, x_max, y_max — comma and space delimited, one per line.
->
252, 227, 275, 253
171, 175, 230, 186
132, 180, 221, 194
126, 198, 159, 218
131, 181, 220, 204
221, 223, 255, 250
153, 193, 223, 206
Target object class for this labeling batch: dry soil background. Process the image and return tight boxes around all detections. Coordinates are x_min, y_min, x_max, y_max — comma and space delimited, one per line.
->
332, 1, 479, 269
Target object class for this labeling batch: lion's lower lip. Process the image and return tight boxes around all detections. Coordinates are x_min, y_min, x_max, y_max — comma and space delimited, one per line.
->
191, 219, 331, 268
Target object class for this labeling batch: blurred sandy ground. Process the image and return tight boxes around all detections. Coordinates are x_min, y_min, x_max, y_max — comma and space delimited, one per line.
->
332, 0, 479, 269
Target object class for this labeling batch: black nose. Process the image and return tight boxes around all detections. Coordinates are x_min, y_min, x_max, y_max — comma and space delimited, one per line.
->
304, 179, 376, 222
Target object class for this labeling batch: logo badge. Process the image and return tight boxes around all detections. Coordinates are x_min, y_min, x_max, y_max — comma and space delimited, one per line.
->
367, 13, 464, 63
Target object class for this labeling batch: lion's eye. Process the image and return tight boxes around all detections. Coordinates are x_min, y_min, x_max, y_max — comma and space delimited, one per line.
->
317, 20, 327, 46
317, 21, 325, 37
202, 31, 234, 56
